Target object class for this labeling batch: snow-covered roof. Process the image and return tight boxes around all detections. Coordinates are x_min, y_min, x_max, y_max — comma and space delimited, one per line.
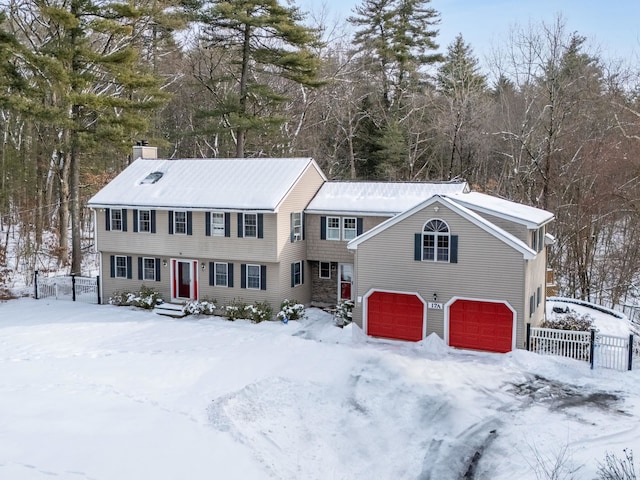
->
348, 195, 537, 260
448, 192, 554, 228
305, 181, 469, 216
88, 157, 326, 211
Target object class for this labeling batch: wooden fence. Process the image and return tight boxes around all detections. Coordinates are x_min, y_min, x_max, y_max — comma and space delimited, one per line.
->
527, 325, 637, 371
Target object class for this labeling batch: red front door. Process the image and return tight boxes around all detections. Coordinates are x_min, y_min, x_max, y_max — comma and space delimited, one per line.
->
178, 261, 191, 298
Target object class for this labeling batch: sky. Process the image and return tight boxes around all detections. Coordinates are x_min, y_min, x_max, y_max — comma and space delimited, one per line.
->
0, 297, 638, 479
299, 0, 640, 67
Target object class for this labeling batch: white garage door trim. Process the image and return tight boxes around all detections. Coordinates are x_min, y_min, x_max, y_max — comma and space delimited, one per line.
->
444, 296, 518, 351
363, 288, 428, 341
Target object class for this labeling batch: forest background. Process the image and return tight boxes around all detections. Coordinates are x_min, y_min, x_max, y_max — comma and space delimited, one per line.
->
0, 0, 639, 314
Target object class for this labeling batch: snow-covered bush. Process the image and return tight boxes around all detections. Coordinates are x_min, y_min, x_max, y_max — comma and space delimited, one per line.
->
277, 299, 305, 321
334, 299, 354, 326
225, 299, 250, 321
541, 311, 594, 331
182, 299, 217, 316
109, 285, 162, 309
248, 301, 273, 323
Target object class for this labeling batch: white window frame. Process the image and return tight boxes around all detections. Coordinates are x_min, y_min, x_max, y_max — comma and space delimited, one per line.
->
214, 262, 228, 287
247, 264, 261, 289
138, 209, 151, 233
293, 261, 303, 287
174, 211, 187, 235
142, 257, 156, 281
319, 261, 331, 279
422, 219, 450, 262
342, 217, 357, 241
244, 213, 258, 238
211, 212, 225, 237
327, 216, 341, 241
115, 255, 128, 278
292, 212, 302, 241
110, 209, 123, 231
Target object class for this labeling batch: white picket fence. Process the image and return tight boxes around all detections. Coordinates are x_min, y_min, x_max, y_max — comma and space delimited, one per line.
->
528, 326, 637, 371
34, 271, 100, 304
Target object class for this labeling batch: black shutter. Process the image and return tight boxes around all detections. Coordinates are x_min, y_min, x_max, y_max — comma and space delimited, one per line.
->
450, 235, 458, 264
301, 213, 305, 240
209, 262, 214, 286
301, 261, 304, 284
126, 256, 132, 279
240, 264, 246, 288
237, 213, 243, 238
320, 216, 326, 240
110, 255, 115, 277
224, 213, 231, 237
105, 209, 111, 231
187, 211, 193, 235
150, 210, 156, 233
205, 212, 211, 236
168, 211, 174, 234
356, 218, 363, 236
122, 209, 128, 232
260, 265, 267, 290
228, 263, 234, 287
133, 210, 139, 232
414, 233, 422, 261
290, 262, 295, 287
138, 257, 143, 280
155, 258, 161, 281
257, 214, 264, 238
290, 213, 295, 243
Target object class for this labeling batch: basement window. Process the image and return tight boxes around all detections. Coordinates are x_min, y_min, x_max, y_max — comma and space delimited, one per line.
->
140, 171, 164, 184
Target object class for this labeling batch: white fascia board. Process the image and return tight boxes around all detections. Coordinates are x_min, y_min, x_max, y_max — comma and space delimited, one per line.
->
87, 203, 275, 213
348, 195, 537, 260
305, 209, 397, 217
453, 200, 554, 229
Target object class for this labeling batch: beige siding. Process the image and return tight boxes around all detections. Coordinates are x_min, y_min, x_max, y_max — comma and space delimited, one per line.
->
351, 201, 530, 348
469, 211, 530, 244
524, 248, 548, 327
306, 214, 388, 263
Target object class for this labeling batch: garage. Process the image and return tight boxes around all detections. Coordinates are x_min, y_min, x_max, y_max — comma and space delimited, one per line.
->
448, 299, 514, 353
367, 291, 425, 341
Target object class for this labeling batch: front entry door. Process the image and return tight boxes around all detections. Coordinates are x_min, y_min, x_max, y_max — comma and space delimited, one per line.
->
338, 263, 353, 301
172, 259, 198, 301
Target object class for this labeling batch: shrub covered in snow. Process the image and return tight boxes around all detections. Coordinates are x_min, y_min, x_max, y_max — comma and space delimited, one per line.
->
182, 299, 217, 316
248, 301, 273, 323
109, 285, 162, 309
542, 311, 594, 331
225, 299, 250, 321
334, 299, 354, 326
277, 299, 305, 321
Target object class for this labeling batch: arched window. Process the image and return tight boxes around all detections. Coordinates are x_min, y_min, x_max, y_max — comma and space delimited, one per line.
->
423, 219, 450, 262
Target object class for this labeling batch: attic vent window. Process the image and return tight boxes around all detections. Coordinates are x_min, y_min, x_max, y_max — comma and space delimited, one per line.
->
141, 171, 163, 184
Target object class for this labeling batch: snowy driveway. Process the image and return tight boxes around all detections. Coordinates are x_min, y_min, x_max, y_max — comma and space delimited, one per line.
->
0, 299, 638, 479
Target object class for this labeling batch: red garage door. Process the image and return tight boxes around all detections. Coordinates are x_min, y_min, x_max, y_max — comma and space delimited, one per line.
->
367, 292, 424, 341
449, 300, 513, 353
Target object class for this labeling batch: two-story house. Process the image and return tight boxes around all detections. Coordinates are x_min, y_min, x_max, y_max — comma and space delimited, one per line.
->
88, 148, 553, 353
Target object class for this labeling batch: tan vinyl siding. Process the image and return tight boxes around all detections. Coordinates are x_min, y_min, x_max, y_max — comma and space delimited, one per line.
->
351, 201, 528, 348
524, 248, 548, 327
469, 211, 530, 244
306, 214, 388, 262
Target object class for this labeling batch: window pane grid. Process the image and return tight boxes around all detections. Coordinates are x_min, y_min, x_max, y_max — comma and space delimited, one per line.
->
343, 218, 356, 240
175, 211, 187, 234
244, 214, 257, 238
139, 210, 150, 232
111, 209, 122, 231
215, 263, 227, 286
423, 219, 450, 262
247, 265, 260, 289
143, 258, 155, 280
212, 213, 225, 236
327, 217, 340, 240
293, 262, 302, 286
115, 256, 127, 278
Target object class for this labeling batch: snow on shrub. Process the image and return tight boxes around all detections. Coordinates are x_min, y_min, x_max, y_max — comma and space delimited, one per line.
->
225, 299, 250, 321
248, 301, 273, 323
277, 299, 305, 321
541, 310, 594, 331
182, 300, 216, 316
335, 299, 354, 326
109, 285, 162, 309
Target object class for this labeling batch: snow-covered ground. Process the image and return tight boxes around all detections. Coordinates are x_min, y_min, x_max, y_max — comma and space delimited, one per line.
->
1, 298, 639, 479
